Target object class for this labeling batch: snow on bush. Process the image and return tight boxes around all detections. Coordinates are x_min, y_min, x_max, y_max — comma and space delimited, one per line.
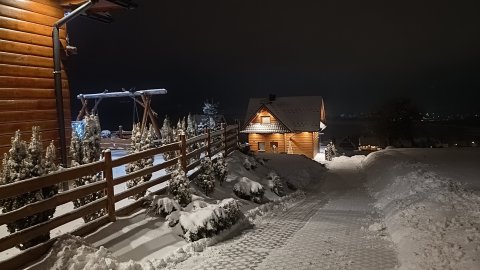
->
34, 234, 152, 270
362, 149, 480, 270
70, 115, 105, 223
125, 124, 155, 200
233, 177, 265, 203
213, 153, 228, 186
267, 171, 285, 197
146, 195, 181, 218
195, 157, 216, 196
0, 128, 59, 250
242, 156, 257, 170
168, 165, 192, 207
177, 198, 241, 242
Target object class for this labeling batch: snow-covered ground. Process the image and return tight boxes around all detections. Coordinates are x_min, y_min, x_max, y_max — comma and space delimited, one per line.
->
3, 148, 479, 270
362, 148, 480, 270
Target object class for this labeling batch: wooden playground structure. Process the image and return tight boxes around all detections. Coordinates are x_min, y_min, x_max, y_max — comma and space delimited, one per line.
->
76, 88, 167, 149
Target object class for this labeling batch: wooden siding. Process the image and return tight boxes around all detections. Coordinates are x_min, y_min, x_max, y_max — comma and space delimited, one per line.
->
248, 132, 315, 158
0, 0, 71, 160
251, 108, 278, 124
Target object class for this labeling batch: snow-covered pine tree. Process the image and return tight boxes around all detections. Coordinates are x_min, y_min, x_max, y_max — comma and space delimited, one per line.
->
325, 141, 337, 161
126, 124, 155, 199
186, 113, 201, 163
200, 100, 220, 130
161, 116, 177, 172
71, 115, 105, 222
213, 153, 228, 186
0, 127, 59, 249
168, 162, 191, 206
44, 141, 58, 174
196, 157, 215, 195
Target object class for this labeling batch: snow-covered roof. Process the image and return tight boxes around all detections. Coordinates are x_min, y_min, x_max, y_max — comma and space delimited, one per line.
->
242, 96, 325, 133
241, 123, 290, 133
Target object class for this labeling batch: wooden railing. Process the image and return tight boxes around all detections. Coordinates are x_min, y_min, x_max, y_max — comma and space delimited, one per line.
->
0, 124, 239, 270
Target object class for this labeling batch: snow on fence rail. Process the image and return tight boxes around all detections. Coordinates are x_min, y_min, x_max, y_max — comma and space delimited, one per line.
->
0, 124, 239, 270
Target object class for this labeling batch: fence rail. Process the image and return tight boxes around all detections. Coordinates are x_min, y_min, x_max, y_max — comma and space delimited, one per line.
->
0, 124, 239, 270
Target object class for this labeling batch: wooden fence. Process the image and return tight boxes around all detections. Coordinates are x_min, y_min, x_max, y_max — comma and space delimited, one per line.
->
0, 124, 239, 270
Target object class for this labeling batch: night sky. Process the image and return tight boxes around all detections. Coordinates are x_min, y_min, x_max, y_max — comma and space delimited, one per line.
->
66, 0, 480, 128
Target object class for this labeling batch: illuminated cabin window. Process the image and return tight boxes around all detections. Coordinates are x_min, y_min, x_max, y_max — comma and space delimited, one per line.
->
258, 142, 266, 151
261, 116, 271, 124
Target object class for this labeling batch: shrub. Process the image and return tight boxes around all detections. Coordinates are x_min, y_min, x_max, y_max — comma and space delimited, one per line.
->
195, 157, 215, 196
178, 198, 241, 241
146, 195, 180, 218
233, 177, 265, 203
168, 165, 192, 207
213, 154, 228, 186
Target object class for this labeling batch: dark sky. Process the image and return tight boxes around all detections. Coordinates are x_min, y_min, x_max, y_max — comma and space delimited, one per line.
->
66, 0, 480, 128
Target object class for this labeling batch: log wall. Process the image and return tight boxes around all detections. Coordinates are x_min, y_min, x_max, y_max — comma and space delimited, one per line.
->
248, 132, 315, 158
0, 0, 71, 158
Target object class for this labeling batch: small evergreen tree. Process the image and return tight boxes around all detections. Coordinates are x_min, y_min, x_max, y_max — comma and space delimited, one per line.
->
161, 116, 177, 172
126, 124, 155, 199
213, 154, 228, 186
186, 113, 201, 163
200, 100, 220, 130
196, 157, 215, 195
0, 128, 59, 250
325, 141, 337, 161
71, 115, 105, 222
168, 163, 191, 207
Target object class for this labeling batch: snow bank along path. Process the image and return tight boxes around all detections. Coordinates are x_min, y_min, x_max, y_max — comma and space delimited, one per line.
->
363, 148, 480, 270
174, 154, 399, 270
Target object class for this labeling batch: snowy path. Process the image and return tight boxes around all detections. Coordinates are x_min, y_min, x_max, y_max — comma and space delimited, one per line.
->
173, 161, 399, 270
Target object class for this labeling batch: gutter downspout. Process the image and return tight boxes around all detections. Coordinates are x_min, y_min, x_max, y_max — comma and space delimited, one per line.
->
53, 0, 97, 168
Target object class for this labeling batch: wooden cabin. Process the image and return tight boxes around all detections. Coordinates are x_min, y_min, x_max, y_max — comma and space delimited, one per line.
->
0, 0, 134, 162
241, 95, 327, 159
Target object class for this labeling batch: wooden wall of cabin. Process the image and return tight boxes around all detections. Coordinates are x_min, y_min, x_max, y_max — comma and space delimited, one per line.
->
248, 132, 315, 158
251, 108, 278, 124
0, 0, 71, 159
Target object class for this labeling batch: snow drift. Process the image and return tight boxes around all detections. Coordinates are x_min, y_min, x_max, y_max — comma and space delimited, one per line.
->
362, 148, 480, 270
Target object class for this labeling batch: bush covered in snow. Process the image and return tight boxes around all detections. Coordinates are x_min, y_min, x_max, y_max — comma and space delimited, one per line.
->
267, 171, 285, 196
168, 165, 192, 207
325, 142, 337, 161
243, 156, 257, 170
195, 157, 216, 196
146, 195, 181, 218
125, 123, 155, 200
70, 115, 105, 223
0, 127, 59, 249
233, 177, 265, 203
177, 198, 241, 242
213, 154, 228, 186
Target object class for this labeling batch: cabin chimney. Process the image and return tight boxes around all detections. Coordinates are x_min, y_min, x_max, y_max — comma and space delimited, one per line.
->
269, 94, 276, 101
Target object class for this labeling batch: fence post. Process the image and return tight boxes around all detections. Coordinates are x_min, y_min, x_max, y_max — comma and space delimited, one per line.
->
206, 128, 211, 158
180, 132, 187, 173
223, 123, 227, 156
103, 150, 116, 222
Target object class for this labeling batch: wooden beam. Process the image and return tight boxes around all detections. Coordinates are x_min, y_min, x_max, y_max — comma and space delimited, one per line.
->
0, 76, 68, 89
0, 4, 63, 27
0, 64, 67, 79
0, 88, 69, 99
0, 0, 65, 18
0, 16, 66, 38
0, 99, 69, 111
0, 28, 66, 48
0, 181, 106, 226
0, 52, 54, 68
0, 39, 53, 58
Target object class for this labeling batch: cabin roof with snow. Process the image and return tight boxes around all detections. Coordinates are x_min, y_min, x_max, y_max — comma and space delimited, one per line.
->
241, 96, 326, 133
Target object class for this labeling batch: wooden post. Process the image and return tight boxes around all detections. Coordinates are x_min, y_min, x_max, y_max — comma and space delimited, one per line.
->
222, 123, 227, 156
206, 128, 211, 158
180, 132, 187, 173
235, 120, 240, 145
103, 150, 116, 222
